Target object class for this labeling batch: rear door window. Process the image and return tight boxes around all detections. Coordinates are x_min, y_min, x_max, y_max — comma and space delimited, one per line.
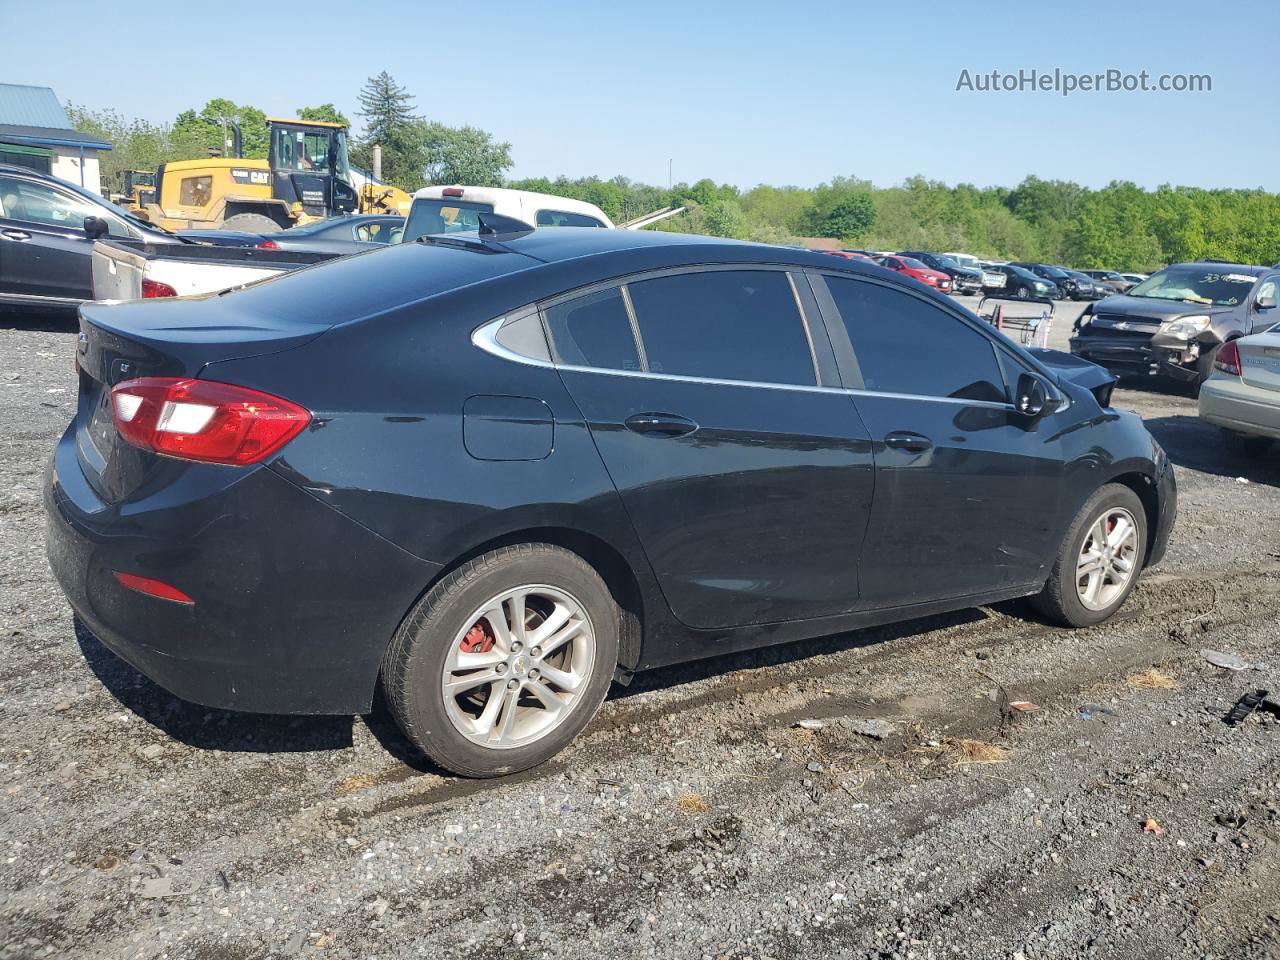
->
826, 275, 1007, 402
626, 269, 816, 385
543, 287, 642, 371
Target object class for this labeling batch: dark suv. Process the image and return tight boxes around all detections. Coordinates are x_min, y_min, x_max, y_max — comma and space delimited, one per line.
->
1071, 261, 1280, 390
47, 225, 1176, 777
897, 251, 984, 294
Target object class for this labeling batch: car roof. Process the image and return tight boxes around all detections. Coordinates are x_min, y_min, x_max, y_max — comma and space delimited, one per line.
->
1176, 261, 1267, 275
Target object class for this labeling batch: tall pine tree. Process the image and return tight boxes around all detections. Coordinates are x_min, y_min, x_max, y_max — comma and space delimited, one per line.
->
357, 72, 417, 145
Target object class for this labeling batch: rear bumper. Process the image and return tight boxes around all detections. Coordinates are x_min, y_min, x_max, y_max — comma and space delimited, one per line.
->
1199, 377, 1280, 439
45, 426, 441, 714
1070, 334, 1201, 382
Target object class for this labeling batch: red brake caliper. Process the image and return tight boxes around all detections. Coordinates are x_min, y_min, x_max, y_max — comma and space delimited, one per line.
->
459, 619, 496, 654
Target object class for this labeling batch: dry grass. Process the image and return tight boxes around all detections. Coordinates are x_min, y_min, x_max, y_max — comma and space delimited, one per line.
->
675, 792, 709, 814
1127, 668, 1179, 690
948, 739, 1010, 766
911, 737, 1011, 767
335, 774, 378, 795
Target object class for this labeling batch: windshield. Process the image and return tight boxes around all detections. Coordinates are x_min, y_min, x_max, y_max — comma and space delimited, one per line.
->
1128, 265, 1259, 306
59, 177, 168, 235
1039, 266, 1069, 279
899, 257, 928, 270
930, 256, 958, 269
403, 198, 495, 242
273, 125, 337, 175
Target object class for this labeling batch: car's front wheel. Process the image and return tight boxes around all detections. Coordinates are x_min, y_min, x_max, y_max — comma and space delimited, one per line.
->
1031, 484, 1147, 627
383, 544, 619, 777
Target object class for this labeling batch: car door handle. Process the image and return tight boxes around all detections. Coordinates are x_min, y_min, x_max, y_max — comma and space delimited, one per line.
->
883, 432, 933, 453
1, 230, 31, 241
624, 413, 698, 438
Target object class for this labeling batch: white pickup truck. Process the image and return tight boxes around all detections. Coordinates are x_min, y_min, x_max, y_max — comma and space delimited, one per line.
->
94, 187, 622, 302
91, 239, 337, 301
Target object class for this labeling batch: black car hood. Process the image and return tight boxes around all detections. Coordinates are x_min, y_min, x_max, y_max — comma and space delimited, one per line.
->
1027, 348, 1119, 407
1090, 294, 1232, 320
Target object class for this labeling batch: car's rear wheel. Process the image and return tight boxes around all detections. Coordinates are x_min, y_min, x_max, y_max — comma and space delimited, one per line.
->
1031, 484, 1147, 627
1222, 428, 1273, 458
382, 544, 619, 777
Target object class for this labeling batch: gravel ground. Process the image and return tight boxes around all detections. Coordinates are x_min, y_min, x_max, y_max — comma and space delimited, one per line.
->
3, 301, 1280, 960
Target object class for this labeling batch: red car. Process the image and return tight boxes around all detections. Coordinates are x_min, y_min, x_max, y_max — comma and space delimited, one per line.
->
821, 250, 875, 261
875, 255, 953, 293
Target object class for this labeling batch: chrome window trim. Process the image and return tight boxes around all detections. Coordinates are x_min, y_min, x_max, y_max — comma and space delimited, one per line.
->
618, 283, 649, 372
472, 316, 1015, 409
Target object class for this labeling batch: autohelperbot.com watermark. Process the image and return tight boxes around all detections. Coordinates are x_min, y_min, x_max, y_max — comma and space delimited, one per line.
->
955, 67, 1211, 96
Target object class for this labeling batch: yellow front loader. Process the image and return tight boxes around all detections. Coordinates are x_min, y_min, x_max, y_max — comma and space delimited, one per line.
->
134, 118, 411, 232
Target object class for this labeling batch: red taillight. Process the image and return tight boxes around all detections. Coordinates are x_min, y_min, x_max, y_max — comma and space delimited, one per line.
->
114, 571, 194, 605
256, 240, 280, 250
141, 278, 177, 299
441, 187, 464, 197
110, 377, 310, 465
1214, 340, 1242, 376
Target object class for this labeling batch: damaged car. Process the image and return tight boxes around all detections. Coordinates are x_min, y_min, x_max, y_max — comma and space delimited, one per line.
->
1070, 262, 1280, 392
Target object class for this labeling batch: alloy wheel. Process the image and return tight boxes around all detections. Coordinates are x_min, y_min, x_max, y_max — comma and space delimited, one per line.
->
441, 585, 596, 750
1075, 507, 1139, 611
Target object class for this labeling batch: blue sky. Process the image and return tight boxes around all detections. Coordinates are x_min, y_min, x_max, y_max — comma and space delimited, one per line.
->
7, 0, 1276, 191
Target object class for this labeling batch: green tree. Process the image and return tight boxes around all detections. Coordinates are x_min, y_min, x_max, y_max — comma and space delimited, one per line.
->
298, 103, 350, 127
416, 121, 512, 187
822, 193, 876, 240
356, 72, 417, 145
171, 99, 269, 158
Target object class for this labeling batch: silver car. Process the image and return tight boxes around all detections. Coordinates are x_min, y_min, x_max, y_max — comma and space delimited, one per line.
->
1199, 329, 1280, 456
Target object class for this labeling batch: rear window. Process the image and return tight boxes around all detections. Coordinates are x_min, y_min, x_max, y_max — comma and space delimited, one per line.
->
536, 209, 605, 228
403, 198, 494, 242
218, 242, 538, 322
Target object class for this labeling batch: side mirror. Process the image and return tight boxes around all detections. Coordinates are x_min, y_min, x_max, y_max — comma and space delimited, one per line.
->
83, 216, 110, 240
1015, 372, 1050, 418
1256, 294, 1276, 310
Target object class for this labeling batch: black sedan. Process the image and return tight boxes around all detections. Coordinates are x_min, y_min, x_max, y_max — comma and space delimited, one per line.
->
47, 224, 1176, 777
0, 163, 187, 313
178, 214, 404, 253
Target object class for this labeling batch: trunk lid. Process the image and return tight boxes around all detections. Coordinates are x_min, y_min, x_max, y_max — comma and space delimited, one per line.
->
1237, 330, 1280, 392
75, 298, 332, 504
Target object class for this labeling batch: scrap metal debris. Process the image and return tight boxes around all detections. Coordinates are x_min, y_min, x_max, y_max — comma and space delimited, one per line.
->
1142, 818, 1166, 836
1201, 649, 1261, 671
1224, 689, 1280, 726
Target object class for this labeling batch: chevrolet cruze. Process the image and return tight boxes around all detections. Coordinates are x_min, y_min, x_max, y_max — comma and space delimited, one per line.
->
47, 221, 1176, 777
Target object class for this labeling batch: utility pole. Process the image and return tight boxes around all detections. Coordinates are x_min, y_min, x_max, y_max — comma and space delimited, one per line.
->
668, 158, 672, 190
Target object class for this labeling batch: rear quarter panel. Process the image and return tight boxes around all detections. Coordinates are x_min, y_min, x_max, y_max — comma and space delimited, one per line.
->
200, 275, 672, 666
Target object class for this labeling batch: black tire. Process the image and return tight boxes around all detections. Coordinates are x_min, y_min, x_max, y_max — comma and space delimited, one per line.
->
1186, 342, 1225, 397
221, 212, 283, 233
382, 544, 620, 778
1222, 428, 1273, 458
1031, 483, 1147, 628
1016, 285, 1030, 300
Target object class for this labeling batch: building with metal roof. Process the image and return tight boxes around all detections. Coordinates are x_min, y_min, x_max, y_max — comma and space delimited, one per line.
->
0, 84, 111, 193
